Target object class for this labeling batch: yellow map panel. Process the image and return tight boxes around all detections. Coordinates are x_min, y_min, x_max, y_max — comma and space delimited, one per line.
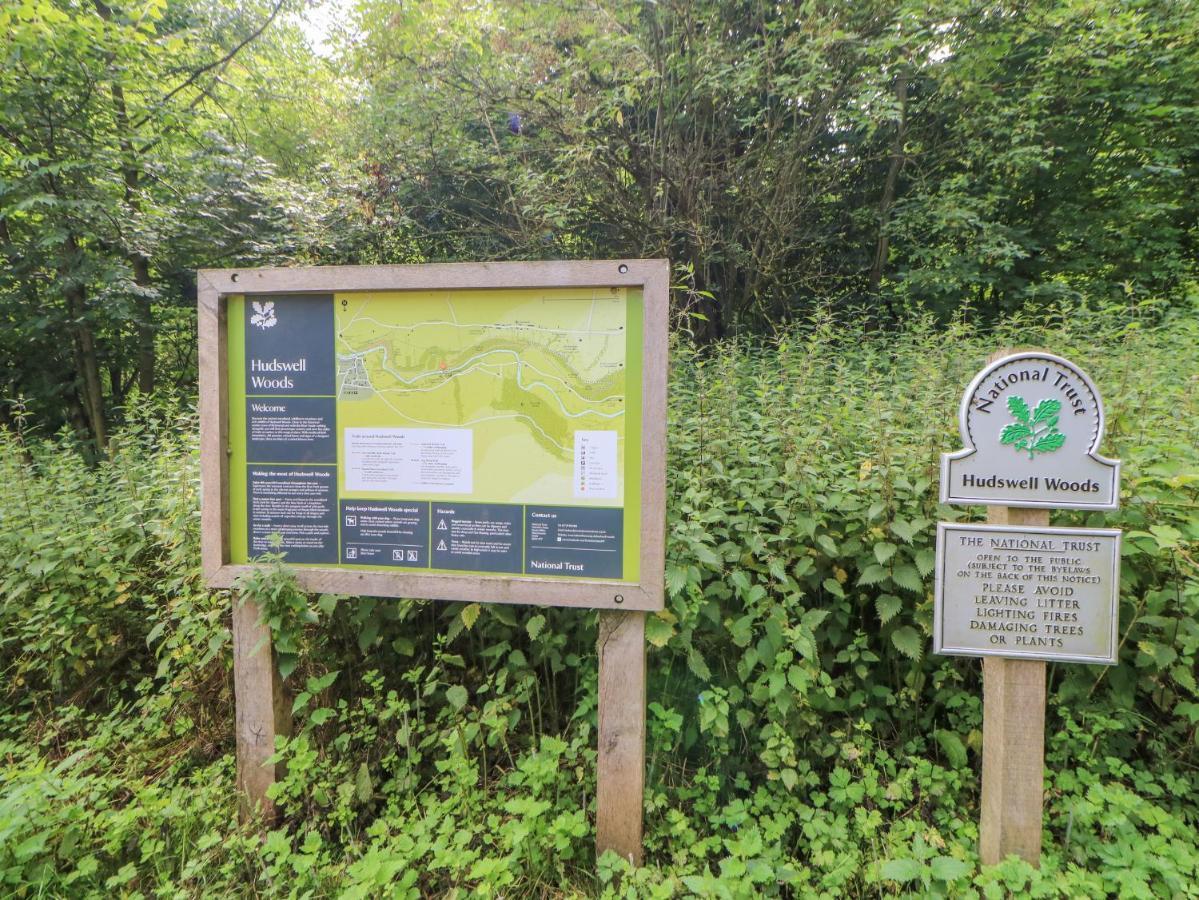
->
335, 288, 627, 505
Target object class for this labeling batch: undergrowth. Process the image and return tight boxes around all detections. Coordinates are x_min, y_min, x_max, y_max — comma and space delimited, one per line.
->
1, 300, 1197, 897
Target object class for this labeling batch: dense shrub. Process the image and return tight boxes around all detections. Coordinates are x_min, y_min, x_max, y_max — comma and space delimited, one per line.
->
1, 302, 1196, 896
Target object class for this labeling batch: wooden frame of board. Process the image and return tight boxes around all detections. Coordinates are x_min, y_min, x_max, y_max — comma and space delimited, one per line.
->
198, 260, 669, 612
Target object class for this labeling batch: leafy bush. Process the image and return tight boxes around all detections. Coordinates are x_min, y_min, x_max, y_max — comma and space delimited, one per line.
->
0, 302, 1196, 896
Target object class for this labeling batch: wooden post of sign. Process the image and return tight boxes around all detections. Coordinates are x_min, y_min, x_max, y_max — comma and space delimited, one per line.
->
232, 593, 291, 822
596, 609, 647, 866
979, 486, 1051, 865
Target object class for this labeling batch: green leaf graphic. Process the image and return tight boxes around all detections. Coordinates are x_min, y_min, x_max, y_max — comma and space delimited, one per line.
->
1006, 394, 1030, 424
1000, 423, 1032, 446
1000, 395, 1065, 458
1030, 431, 1065, 454
1031, 398, 1061, 425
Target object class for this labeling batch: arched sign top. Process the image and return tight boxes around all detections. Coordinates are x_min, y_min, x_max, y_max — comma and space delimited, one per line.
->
941, 351, 1120, 510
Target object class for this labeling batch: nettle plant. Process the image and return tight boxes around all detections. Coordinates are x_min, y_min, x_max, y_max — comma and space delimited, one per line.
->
0, 302, 1195, 897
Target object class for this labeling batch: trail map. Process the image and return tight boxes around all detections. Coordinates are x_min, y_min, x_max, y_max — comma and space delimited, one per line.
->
336, 288, 627, 505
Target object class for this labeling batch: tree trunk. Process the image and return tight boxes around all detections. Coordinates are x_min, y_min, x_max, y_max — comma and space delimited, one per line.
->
132, 255, 155, 395
90, 2, 157, 396
869, 71, 909, 294
108, 74, 156, 396
63, 235, 108, 452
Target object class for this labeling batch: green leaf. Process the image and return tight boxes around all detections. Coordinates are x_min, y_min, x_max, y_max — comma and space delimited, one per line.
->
935, 729, 968, 768
278, 652, 299, 680
873, 541, 898, 564
665, 564, 689, 597
645, 613, 675, 648
687, 647, 711, 680
1006, 394, 1031, 424
489, 604, 517, 627
915, 548, 936, 577
317, 593, 339, 615
801, 609, 830, 631
14, 831, 48, 862
1149, 525, 1182, 549
445, 685, 468, 710
308, 670, 339, 693
891, 626, 923, 660
728, 614, 755, 647
460, 603, 481, 630
930, 855, 971, 882
879, 857, 923, 883
822, 577, 846, 599
357, 616, 380, 652
692, 542, 721, 566
876, 594, 903, 624
857, 564, 888, 586
526, 614, 546, 641
891, 564, 923, 593
355, 762, 373, 804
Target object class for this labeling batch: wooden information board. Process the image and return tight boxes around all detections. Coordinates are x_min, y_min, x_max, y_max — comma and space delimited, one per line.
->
199, 261, 667, 609
198, 260, 669, 863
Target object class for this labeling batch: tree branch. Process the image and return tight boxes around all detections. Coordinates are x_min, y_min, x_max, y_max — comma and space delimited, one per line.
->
129, 0, 288, 131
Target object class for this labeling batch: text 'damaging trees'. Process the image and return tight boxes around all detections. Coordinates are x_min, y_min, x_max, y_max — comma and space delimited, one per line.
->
199, 260, 668, 865
936, 350, 1122, 866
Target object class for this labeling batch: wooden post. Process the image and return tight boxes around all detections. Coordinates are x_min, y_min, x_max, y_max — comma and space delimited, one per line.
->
979, 504, 1049, 865
596, 610, 647, 865
232, 593, 291, 822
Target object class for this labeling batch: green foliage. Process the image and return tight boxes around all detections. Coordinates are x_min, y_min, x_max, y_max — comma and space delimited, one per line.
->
1, 305, 1197, 895
312, 0, 1199, 336
0, 0, 304, 447
0, 400, 214, 707
7, 0, 1199, 441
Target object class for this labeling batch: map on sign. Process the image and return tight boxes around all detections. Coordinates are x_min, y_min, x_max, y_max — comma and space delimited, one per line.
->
335, 289, 627, 506
227, 286, 643, 584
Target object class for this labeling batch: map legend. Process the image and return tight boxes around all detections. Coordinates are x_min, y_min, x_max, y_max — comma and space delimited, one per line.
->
574, 430, 619, 499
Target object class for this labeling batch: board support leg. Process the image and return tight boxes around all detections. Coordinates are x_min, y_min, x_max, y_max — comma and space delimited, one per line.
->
233, 592, 291, 823
980, 505, 1049, 866
596, 610, 646, 866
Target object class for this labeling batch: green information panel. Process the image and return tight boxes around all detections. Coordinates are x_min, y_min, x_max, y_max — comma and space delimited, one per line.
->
226, 286, 644, 584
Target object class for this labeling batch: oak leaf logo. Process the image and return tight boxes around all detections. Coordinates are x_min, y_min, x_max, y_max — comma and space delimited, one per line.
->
999, 396, 1065, 459
250, 301, 277, 330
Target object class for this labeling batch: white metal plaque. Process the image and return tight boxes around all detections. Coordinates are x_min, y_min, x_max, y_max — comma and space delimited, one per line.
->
934, 523, 1120, 665
941, 352, 1119, 509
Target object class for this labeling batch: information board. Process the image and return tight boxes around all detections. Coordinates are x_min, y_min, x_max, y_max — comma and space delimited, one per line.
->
199, 262, 668, 610
934, 523, 1120, 664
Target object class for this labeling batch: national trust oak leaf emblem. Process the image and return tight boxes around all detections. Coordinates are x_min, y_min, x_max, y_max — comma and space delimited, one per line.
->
999, 395, 1065, 459
250, 300, 277, 330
